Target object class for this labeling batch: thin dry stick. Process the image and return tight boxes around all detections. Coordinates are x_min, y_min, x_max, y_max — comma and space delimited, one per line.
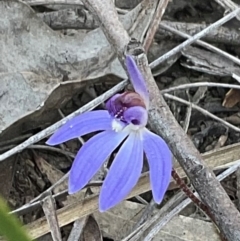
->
133, 199, 156, 229
28, 145, 75, 158
132, 190, 186, 232
162, 82, 240, 94
150, 8, 240, 69
158, 21, 240, 46
214, 0, 239, 16
67, 217, 88, 241
31, 173, 69, 203
159, 22, 240, 66
23, 0, 83, 5
143, 0, 170, 51
81, 0, 240, 239
0, 134, 32, 147
41, 194, 62, 241
182, 104, 192, 132
164, 93, 240, 133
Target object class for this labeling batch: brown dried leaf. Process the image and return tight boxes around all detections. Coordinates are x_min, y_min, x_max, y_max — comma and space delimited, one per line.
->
224, 113, 240, 125
34, 155, 67, 193
214, 135, 228, 149
34, 154, 92, 205
182, 46, 240, 76
223, 89, 240, 108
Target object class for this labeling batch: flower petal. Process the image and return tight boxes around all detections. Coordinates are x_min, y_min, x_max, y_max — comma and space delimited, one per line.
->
126, 55, 149, 107
69, 130, 129, 194
123, 106, 148, 127
99, 132, 143, 211
46, 110, 112, 145
142, 129, 172, 203
105, 94, 122, 117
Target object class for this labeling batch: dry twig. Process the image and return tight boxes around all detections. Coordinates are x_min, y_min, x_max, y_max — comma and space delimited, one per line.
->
143, 0, 170, 51
67, 217, 88, 241
41, 194, 62, 241
23, 0, 83, 5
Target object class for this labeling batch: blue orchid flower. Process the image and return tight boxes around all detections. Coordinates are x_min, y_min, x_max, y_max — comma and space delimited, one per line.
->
46, 55, 172, 212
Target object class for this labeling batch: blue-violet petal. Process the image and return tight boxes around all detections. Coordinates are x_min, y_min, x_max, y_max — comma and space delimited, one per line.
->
142, 129, 172, 203
123, 106, 148, 127
99, 132, 143, 211
126, 55, 149, 108
69, 130, 129, 194
105, 94, 122, 117
46, 110, 112, 145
